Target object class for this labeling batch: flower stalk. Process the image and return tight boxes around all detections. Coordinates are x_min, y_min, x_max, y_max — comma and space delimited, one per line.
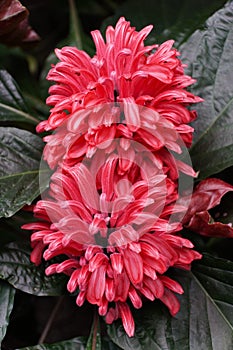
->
68, 0, 83, 49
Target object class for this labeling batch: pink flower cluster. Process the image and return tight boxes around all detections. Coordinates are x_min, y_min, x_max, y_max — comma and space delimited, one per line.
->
23, 18, 233, 337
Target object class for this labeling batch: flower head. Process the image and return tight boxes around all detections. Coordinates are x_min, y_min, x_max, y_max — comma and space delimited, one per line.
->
38, 17, 202, 171
40, 17, 201, 134
23, 155, 201, 337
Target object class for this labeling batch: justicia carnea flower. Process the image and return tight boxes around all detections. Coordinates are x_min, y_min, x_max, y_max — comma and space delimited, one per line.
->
42, 102, 197, 182
22, 15, 233, 340
37, 17, 202, 171
23, 155, 202, 337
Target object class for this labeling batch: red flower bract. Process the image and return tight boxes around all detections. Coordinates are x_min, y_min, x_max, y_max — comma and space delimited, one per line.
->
42, 102, 198, 179
23, 155, 201, 337
40, 18, 201, 133
37, 17, 202, 171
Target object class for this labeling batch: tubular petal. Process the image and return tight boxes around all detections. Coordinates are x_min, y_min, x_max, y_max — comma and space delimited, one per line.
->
87, 265, 107, 303
117, 302, 135, 337
67, 269, 80, 293
123, 249, 144, 285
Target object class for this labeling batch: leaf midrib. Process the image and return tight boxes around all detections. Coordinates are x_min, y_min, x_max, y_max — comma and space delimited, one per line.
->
0, 169, 50, 181
192, 271, 233, 332
0, 102, 39, 124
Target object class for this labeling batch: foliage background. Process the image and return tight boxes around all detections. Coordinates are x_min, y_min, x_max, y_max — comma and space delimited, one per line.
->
0, 0, 233, 349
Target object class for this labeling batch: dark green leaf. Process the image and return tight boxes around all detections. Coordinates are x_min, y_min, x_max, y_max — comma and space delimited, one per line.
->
101, 0, 226, 45
0, 47, 49, 120
22, 93, 50, 120
0, 205, 37, 244
0, 209, 36, 246
18, 337, 86, 350
0, 70, 39, 124
39, 8, 95, 102
0, 219, 22, 245
0, 127, 50, 218
159, 0, 227, 46
0, 242, 67, 296
0, 281, 15, 346
193, 254, 233, 327
108, 255, 233, 350
102, 337, 122, 350
180, 1, 233, 178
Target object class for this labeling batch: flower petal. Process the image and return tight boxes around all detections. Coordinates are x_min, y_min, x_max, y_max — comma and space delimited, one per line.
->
117, 302, 135, 337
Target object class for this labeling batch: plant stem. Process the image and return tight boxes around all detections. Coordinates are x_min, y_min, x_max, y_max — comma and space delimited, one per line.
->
68, 0, 83, 49
92, 309, 99, 350
38, 296, 64, 344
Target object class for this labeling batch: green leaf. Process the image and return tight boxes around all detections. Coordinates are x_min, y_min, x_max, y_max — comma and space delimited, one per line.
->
0, 242, 67, 296
108, 255, 233, 350
101, 0, 226, 46
39, 3, 95, 102
180, 1, 233, 178
0, 281, 15, 346
0, 219, 21, 245
193, 254, 233, 328
18, 337, 87, 350
0, 70, 39, 124
0, 209, 36, 246
102, 337, 122, 350
0, 127, 50, 218
159, 0, 227, 47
